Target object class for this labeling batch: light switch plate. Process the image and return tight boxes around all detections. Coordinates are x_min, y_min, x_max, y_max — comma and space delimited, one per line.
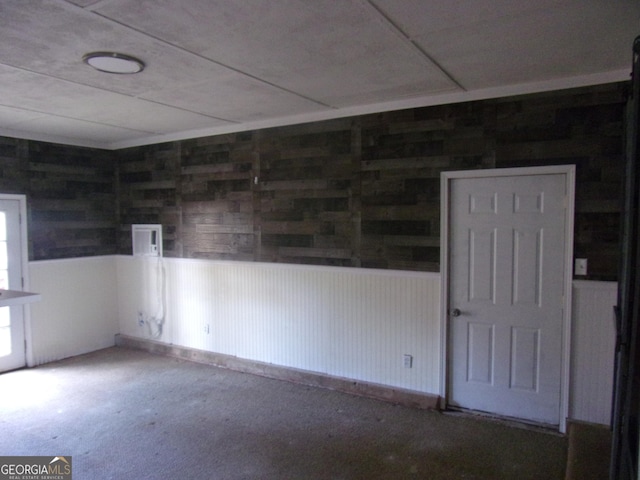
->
575, 258, 588, 276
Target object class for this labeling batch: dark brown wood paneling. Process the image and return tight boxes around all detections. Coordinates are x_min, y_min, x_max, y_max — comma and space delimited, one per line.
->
494, 84, 626, 280
0, 83, 624, 272
112, 83, 626, 279
359, 103, 492, 271
0, 139, 117, 261
180, 133, 254, 261
257, 120, 355, 267
0, 137, 29, 195
117, 142, 181, 257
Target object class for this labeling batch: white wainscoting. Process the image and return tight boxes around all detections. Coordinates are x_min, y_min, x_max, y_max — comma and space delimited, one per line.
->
570, 280, 617, 426
27, 256, 118, 366
25, 255, 613, 425
116, 256, 442, 395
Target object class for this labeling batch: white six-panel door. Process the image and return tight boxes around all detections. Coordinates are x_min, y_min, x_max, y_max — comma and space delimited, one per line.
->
446, 171, 570, 426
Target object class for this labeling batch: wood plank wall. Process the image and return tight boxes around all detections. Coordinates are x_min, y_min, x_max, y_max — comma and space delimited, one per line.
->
117, 83, 626, 280
259, 122, 354, 266
0, 137, 116, 260
360, 102, 494, 270
117, 142, 181, 257
493, 88, 626, 279
0, 84, 621, 276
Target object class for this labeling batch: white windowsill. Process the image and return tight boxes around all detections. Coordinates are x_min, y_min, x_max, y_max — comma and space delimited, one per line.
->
0, 289, 41, 307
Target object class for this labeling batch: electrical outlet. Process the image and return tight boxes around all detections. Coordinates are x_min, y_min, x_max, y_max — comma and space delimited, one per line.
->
204, 324, 210, 334
137, 312, 145, 326
403, 354, 413, 369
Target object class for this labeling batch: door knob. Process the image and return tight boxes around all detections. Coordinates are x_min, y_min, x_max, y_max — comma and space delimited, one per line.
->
451, 308, 461, 317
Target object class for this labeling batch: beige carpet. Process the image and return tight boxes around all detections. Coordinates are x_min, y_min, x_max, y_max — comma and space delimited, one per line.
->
565, 420, 612, 480
0, 347, 568, 479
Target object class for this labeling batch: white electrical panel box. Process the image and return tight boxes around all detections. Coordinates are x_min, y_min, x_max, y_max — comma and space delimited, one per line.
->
132, 224, 162, 257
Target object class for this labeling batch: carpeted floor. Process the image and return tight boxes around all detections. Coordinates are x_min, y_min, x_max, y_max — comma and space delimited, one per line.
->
0, 347, 568, 479
565, 420, 612, 480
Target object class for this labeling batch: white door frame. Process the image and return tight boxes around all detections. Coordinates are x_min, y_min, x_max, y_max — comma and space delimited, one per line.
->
440, 165, 575, 433
0, 194, 31, 369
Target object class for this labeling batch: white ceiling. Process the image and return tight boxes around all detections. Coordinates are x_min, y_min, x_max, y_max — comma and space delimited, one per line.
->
0, 0, 637, 150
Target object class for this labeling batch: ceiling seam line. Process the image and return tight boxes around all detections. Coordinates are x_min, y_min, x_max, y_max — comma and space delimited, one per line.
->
409, 41, 467, 91
81, 0, 121, 11
0, 102, 162, 135
0, 63, 242, 125
365, 0, 467, 91
86, 10, 337, 110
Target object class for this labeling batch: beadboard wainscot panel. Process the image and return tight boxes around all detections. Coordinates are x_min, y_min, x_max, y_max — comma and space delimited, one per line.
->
570, 280, 617, 425
116, 255, 441, 394
28, 256, 118, 365
116, 255, 171, 342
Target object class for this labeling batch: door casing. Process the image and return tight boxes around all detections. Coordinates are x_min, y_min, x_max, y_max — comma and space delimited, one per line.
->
440, 165, 575, 433
0, 194, 31, 370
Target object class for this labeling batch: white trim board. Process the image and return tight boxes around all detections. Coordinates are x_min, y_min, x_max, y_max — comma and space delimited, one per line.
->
0, 195, 32, 367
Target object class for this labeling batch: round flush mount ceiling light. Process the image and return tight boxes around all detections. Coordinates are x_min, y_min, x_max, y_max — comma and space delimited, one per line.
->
82, 52, 145, 74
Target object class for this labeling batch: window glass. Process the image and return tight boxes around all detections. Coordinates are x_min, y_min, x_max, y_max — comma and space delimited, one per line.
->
0, 212, 6, 242
0, 305, 10, 356
0, 241, 7, 273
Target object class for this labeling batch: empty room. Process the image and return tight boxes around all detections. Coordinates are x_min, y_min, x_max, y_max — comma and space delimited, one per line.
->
0, 1, 639, 479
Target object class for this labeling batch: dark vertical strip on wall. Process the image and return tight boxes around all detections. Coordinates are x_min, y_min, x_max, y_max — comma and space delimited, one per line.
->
350, 118, 363, 268
252, 131, 263, 262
